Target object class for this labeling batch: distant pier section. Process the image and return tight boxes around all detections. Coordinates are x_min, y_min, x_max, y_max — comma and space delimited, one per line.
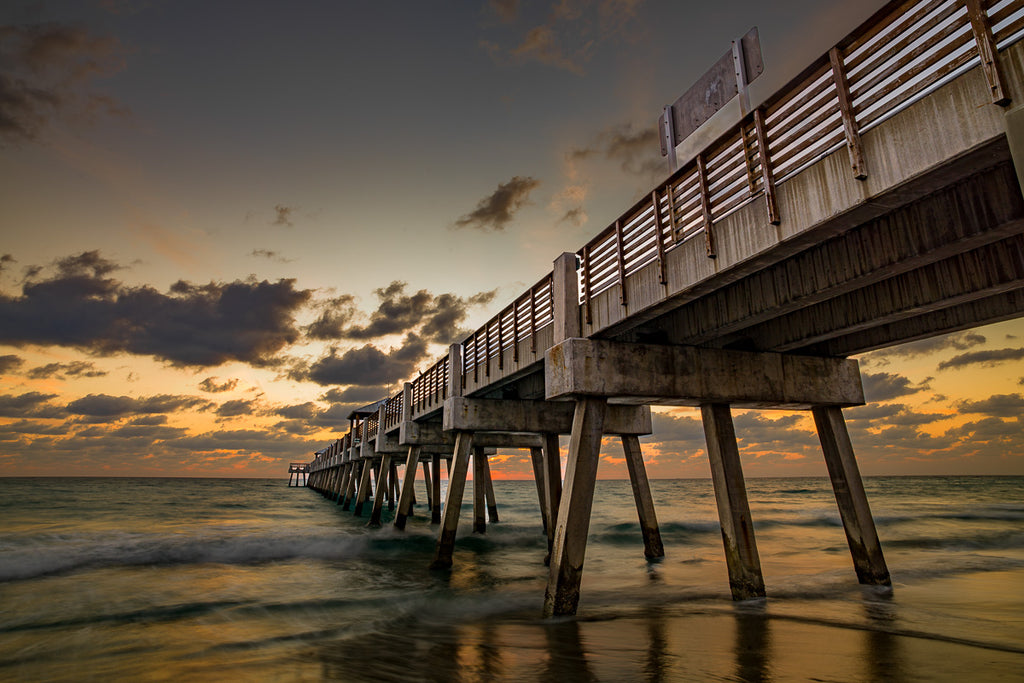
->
292, 0, 1024, 616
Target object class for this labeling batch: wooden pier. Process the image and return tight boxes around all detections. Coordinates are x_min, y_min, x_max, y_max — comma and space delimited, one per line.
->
296, 0, 1024, 616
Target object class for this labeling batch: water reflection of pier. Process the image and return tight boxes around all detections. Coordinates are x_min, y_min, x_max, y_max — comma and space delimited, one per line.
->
297, 0, 1024, 617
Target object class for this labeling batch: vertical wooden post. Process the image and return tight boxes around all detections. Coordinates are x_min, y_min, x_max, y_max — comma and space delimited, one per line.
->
336, 460, 352, 505
701, 403, 765, 600
448, 344, 462, 399
513, 299, 521, 363
651, 191, 668, 285
353, 456, 374, 517
394, 446, 422, 530
482, 453, 499, 523
368, 452, 392, 527
614, 220, 628, 307
421, 458, 433, 510
341, 459, 358, 510
529, 284, 538, 354
666, 181, 679, 244
431, 453, 443, 523
582, 245, 593, 325
430, 431, 474, 569
812, 406, 891, 586
543, 433, 563, 563
552, 252, 582, 342
543, 398, 607, 617
753, 107, 779, 225
389, 458, 399, 509
530, 447, 548, 534
830, 46, 867, 180
621, 435, 665, 559
473, 446, 487, 534
697, 153, 717, 258
965, 0, 1010, 106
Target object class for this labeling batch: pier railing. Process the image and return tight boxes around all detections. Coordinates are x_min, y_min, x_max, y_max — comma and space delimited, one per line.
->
305, 0, 1023, 468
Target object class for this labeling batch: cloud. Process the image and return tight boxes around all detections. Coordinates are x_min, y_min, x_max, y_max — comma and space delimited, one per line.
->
322, 282, 496, 344
27, 360, 107, 379
937, 347, 1024, 371
0, 391, 63, 418
199, 377, 238, 393
320, 385, 394, 405
955, 394, 1024, 418
454, 176, 540, 232
65, 393, 210, 419
489, 0, 519, 22
250, 249, 292, 263
0, 23, 128, 144
512, 25, 591, 75
862, 331, 986, 366
304, 294, 358, 340
296, 333, 430, 387
215, 399, 258, 418
271, 204, 295, 228
568, 122, 661, 176
0, 254, 14, 272
0, 251, 312, 367
0, 354, 24, 374
861, 371, 930, 402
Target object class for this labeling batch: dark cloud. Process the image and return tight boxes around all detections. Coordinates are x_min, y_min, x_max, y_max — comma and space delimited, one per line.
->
937, 347, 1024, 371
512, 25, 589, 74
0, 354, 24, 374
861, 371, 930, 402
845, 403, 946, 427
304, 294, 358, 340
864, 331, 986, 366
250, 249, 292, 263
327, 282, 496, 344
0, 23, 128, 144
0, 254, 14, 271
568, 123, 660, 176
65, 393, 210, 419
297, 333, 429, 387
199, 377, 238, 393
215, 399, 258, 418
274, 402, 320, 420
0, 391, 62, 418
558, 207, 587, 226
271, 204, 295, 228
489, 0, 519, 22
0, 251, 312, 367
320, 385, 393, 405
27, 360, 107, 379
955, 394, 1024, 418
454, 176, 540, 232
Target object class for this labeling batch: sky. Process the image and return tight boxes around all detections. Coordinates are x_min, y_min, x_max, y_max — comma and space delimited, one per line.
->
2, 0, 1023, 479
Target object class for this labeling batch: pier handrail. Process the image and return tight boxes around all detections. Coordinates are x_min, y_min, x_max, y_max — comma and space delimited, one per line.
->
305, 0, 1023, 466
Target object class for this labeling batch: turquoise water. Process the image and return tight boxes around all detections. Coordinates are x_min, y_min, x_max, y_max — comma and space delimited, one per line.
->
1, 476, 1023, 681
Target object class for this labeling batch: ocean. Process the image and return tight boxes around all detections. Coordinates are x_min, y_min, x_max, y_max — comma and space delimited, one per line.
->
1, 475, 1022, 681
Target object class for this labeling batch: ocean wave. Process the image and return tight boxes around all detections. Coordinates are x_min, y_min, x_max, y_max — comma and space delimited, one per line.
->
0, 530, 369, 582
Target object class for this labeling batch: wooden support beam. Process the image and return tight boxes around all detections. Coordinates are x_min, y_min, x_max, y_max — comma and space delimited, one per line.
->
753, 107, 779, 225
830, 46, 867, 179
394, 446, 422, 530
482, 453, 499, 523
545, 338, 864, 408
341, 460, 359, 511
473, 446, 487, 534
421, 458, 433, 511
444, 396, 652, 435
812, 406, 891, 586
543, 432, 563, 564
697, 153, 717, 258
431, 453, 443, 524
529, 447, 548, 535
621, 435, 665, 559
966, 0, 1009, 106
701, 403, 765, 600
368, 452, 392, 527
431, 431, 474, 569
582, 244, 594, 325
353, 457, 373, 517
335, 461, 353, 505
389, 458, 399, 509
544, 398, 607, 617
